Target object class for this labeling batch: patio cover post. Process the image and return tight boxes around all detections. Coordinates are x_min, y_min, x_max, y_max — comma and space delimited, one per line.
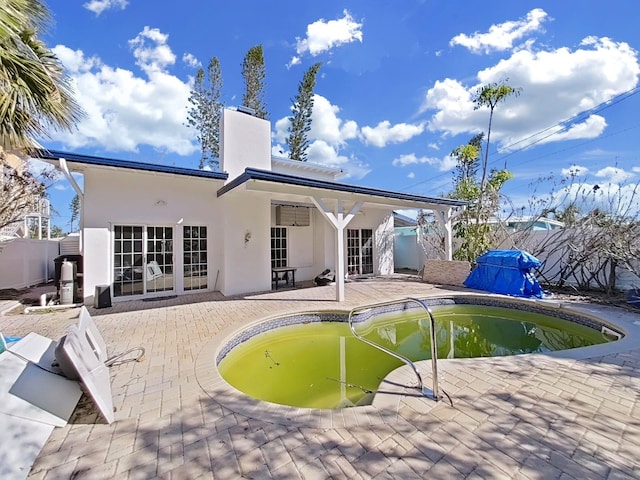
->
311, 197, 362, 301
59, 157, 85, 254
433, 207, 464, 261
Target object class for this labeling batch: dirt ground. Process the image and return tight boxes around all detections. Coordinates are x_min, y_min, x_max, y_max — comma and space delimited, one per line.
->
544, 285, 638, 312
0, 282, 58, 314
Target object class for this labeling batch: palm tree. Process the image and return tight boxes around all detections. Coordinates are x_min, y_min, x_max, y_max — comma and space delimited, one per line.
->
0, 0, 83, 152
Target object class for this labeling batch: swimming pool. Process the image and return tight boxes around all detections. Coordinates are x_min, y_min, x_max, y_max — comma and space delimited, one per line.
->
216, 297, 622, 409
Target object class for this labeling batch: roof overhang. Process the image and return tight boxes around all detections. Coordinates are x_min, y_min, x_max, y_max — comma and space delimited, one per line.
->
270, 156, 344, 180
218, 168, 466, 211
34, 149, 229, 181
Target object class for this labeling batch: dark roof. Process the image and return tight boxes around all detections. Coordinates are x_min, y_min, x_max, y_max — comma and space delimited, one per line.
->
35, 149, 228, 181
393, 212, 418, 227
217, 168, 467, 207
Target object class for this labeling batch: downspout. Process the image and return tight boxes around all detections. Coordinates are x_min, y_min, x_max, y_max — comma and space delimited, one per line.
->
59, 157, 84, 255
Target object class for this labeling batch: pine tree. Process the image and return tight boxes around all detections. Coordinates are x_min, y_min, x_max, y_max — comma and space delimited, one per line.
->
241, 45, 268, 119
287, 62, 322, 162
69, 193, 80, 231
187, 57, 223, 170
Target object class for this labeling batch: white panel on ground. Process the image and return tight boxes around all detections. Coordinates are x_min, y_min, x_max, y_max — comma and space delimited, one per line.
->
59, 323, 115, 424
77, 306, 109, 364
0, 413, 53, 480
8, 332, 57, 367
1, 341, 82, 427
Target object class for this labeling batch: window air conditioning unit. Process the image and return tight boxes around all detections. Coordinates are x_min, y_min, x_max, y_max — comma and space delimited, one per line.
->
276, 206, 310, 227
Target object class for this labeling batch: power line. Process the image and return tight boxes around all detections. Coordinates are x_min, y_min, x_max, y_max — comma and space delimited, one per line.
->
495, 85, 640, 167
401, 85, 640, 194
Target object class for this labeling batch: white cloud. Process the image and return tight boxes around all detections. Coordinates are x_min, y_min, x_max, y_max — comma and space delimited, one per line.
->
272, 95, 366, 178
439, 155, 458, 172
561, 165, 589, 177
423, 36, 640, 150
392, 154, 436, 167
291, 10, 363, 64
286, 56, 301, 69
553, 181, 640, 216
309, 95, 358, 146
271, 144, 288, 158
83, 0, 128, 16
129, 27, 176, 75
360, 121, 425, 148
391, 153, 456, 172
182, 53, 200, 68
450, 8, 549, 54
633, 167, 640, 173
595, 166, 634, 184
306, 140, 370, 179
50, 34, 196, 156
273, 94, 358, 147
407, 172, 415, 179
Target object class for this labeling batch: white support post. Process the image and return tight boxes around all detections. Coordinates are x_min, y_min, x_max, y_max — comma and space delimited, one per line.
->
336, 204, 345, 301
311, 197, 363, 301
433, 207, 463, 261
59, 158, 84, 254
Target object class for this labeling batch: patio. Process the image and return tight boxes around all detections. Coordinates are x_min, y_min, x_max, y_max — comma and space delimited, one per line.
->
2, 277, 640, 479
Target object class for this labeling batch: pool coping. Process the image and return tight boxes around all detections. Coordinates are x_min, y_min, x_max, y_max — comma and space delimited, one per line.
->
193, 293, 640, 428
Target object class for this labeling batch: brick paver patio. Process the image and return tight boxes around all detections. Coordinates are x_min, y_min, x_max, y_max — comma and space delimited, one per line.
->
2, 278, 639, 479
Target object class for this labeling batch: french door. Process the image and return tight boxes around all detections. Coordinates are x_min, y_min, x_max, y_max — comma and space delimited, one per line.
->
347, 228, 373, 275
113, 225, 174, 298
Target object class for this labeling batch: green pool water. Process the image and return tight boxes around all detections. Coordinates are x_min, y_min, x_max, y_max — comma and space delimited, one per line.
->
217, 305, 612, 409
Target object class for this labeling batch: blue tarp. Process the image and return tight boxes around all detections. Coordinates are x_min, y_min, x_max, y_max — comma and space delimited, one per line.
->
464, 250, 545, 298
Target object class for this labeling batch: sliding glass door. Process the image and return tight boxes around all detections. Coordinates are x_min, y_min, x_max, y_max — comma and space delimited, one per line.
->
113, 225, 174, 298
347, 228, 373, 275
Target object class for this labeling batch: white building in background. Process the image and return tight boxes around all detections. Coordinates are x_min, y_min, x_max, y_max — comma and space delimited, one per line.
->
0, 151, 52, 241
39, 108, 465, 304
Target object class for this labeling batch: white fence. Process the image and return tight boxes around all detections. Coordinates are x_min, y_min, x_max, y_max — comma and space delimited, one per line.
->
395, 227, 640, 291
0, 238, 60, 290
498, 229, 640, 291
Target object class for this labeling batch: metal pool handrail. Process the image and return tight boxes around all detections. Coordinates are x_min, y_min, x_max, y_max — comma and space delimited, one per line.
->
348, 297, 440, 401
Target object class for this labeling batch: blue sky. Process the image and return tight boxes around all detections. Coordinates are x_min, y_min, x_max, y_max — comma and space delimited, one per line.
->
37, 1, 640, 229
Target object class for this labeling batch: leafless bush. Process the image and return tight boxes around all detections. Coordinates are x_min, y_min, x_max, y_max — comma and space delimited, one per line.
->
509, 175, 640, 294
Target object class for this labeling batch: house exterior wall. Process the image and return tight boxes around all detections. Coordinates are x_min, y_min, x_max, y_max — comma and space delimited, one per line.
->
339, 208, 393, 275
375, 212, 395, 275
82, 168, 225, 303
69, 109, 409, 303
219, 192, 271, 296
270, 205, 318, 281
267, 205, 395, 283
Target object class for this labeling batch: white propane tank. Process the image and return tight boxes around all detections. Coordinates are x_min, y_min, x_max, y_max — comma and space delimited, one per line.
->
60, 259, 74, 305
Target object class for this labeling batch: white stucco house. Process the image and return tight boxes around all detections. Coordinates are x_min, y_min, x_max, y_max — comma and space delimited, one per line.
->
38, 108, 465, 303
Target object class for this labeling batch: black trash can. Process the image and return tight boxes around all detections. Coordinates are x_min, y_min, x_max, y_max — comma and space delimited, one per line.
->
94, 285, 111, 309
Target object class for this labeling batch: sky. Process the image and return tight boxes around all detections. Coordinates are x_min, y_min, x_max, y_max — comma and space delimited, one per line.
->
35, 1, 640, 229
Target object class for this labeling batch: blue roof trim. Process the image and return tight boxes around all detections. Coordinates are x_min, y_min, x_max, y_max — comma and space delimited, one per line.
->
35, 149, 228, 181
217, 168, 466, 207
